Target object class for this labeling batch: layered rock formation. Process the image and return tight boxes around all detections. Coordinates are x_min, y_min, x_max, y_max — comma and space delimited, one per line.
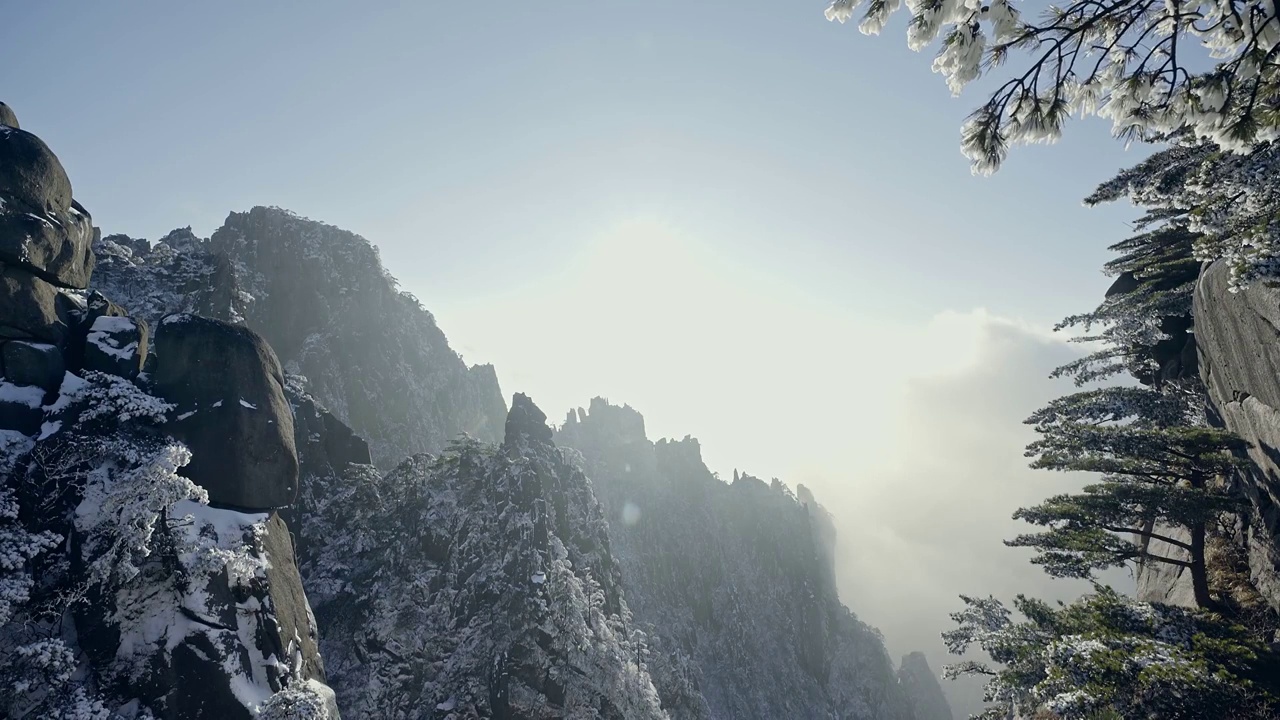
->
557, 398, 930, 720
0, 103, 335, 719
90, 208, 507, 467
1183, 261, 1280, 611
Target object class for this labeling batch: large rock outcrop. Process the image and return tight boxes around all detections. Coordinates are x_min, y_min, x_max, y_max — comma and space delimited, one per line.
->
896, 652, 953, 720
557, 398, 925, 720
152, 313, 299, 509
0, 103, 335, 719
296, 393, 668, 719
90, 208, 507, 467
1181, 260, 1280, 611
0, 106, 94, 288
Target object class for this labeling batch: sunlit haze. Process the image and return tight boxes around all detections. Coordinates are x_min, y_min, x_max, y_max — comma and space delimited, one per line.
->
5, 2, 1159, 715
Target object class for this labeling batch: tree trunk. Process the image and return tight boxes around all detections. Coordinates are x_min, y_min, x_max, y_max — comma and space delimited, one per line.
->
1186, 471, 1215, 609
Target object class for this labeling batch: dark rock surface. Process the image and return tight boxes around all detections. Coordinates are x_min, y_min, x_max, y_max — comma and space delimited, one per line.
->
0, 101, 18, 128
897, 652, 953, 720
0, 200, 95, 289
0, 124, 72, 214
82, 314, 147, 380
2, 339, 64, 391
152, 314, 298, 509
0, 264, 73, 344
0, 380, 43, 435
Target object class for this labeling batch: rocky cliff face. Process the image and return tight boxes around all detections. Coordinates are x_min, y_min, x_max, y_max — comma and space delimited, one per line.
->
556, 398, 933, 720
294, 393, 668, 719
90, 207, 507, 467
0, 103, 336, 717
70, 146, 944, 717
1184, 260, 1280, 612
896, 653, 952, 720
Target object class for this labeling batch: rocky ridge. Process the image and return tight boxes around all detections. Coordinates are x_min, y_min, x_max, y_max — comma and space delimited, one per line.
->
293, 393, 670, 718
90, 207, 507, 468
557, 398, 941, 720
0, 103, 337, 718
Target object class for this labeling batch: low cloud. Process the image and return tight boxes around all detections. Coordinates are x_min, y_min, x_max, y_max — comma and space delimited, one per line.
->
796, 311, 1131, 717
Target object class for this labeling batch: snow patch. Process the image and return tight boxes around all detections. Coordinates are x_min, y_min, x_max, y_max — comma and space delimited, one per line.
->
36, 421, 61, 440
0, 381, 44, 408
86, 316, 138, 361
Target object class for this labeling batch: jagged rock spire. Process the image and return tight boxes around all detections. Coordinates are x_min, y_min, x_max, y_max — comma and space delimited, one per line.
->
504, 392, 553, 449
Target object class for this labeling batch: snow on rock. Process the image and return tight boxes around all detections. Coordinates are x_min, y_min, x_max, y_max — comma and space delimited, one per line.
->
0, 380, 44, 408
90, 207, 507, 468
298, 394, 666, 719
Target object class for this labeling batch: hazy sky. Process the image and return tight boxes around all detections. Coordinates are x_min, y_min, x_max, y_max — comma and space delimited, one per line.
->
7, 3, 1149, 714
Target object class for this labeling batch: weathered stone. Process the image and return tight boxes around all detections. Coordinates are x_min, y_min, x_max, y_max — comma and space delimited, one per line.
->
504, 392, 553, 449
152, 314, 298, 509
259, 514, 326, 683
0, 380, 43, 435
85, 289, 127, 324
0, 200, 95, 288
74, 506, 331, 720
83, 315, 147, 380
0, 264, 71, 345
0, 125, 72, 215
2, 340, 64, 391
1195, 261, 1280, 410
1191, 260, 1280, 613
0, 102, 17, 129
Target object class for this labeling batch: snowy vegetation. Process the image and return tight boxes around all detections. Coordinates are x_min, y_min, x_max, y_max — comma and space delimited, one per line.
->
826, 0, 1280, 172
296, 396, 667, 719
928, 133, 1280, 718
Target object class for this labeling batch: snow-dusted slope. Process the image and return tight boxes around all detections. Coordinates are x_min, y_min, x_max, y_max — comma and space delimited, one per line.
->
295, 393, 668, 719
90, 207, 507, 467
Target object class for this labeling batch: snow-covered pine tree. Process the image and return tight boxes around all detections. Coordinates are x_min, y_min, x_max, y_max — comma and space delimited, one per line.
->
943, 588, 1279, 719
1050, 222, 1199, 390
823, 0, 1280, 172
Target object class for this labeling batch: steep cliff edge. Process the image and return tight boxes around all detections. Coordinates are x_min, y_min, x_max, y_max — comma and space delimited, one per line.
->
91, 207, 507, 467
557, 398, 938, 720
1188, 260, 1280, 613
0, 104, 335, 717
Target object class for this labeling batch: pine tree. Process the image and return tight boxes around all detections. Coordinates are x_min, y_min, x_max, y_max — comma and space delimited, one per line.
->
823, 0, 1280, 172
943, 588, 1279, 719
1012, 386, 1246, 609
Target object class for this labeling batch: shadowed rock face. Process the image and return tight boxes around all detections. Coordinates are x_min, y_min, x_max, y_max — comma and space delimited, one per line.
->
0, 102, 335, 718
0, 101, 18, 128
152, 313, 299, 510
0, 124, 94, 288
897, 652, 953, 720
1182, 260, 1280, 611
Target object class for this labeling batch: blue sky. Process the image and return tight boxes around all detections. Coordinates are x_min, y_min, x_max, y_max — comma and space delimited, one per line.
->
6, 3, 1150, 709
8, 1, 1143, 324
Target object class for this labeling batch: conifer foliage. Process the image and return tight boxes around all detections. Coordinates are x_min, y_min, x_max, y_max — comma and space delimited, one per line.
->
824, 0, 1280, 172
1013, 386, 1246, 608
